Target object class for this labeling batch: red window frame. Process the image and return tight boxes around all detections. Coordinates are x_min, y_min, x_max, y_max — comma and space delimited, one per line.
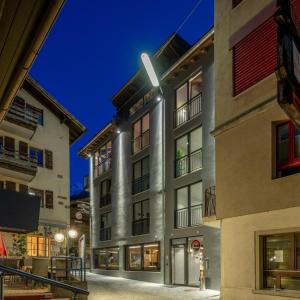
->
277, 121, 300, 172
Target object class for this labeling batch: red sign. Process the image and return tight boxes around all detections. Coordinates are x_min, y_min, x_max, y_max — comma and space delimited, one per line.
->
191, 240, 201, 250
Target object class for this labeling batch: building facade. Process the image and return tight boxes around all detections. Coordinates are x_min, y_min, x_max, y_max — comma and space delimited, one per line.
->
214, 0, 300, 299
80, 30, 220, 289
0, 76, 85, 258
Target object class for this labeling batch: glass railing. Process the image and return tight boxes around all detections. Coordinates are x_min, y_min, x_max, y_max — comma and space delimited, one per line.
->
132, 218, 150, 236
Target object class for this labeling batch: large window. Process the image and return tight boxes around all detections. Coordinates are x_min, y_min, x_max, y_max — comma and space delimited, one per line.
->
100, 179, 111, 207
126, 243, 160, 271
276, 121, 300, 177
133, 200, 150, 235
175, 127, 202, 177
132, 113, 150, 153
27, 236, 49, 257
174, 73, 202, 127
94, 141, 112, 178
262, 233, 300, 290
175, 182, 202, 228
29, 147, 43, 167
100, 212, 111, 241
29, 188, 44, 208
94, 248, 119, 270
132, 156, 150, 194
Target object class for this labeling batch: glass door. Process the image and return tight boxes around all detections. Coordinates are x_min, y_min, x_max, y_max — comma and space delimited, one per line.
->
172, 245, 186, 285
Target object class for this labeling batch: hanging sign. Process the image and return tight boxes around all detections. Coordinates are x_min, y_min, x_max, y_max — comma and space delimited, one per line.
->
191, 240, 201, 250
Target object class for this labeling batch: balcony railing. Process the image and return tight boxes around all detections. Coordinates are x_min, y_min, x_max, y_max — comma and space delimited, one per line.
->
204, 186, 216, 217
174, 94, 202, 128
132, 173, 150, 194
132, 218, 150, 236
94, 157, 111, 178
175, 149, 202, 177
100, 193, 111, 207
175, 204, 202, 228
5, 101, 39, 129
132, 129, 150, 154
100, 227, 111, 241
0, 147, 38, 171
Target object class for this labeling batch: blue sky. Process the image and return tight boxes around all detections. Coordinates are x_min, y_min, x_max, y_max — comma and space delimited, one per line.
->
29, 0, 214, 193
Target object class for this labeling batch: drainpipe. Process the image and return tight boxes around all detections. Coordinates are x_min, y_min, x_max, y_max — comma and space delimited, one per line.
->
89, 155, 94, 270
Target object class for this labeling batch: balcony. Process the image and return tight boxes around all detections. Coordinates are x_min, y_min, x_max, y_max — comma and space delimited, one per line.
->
0, 100, 39, 139
203, 186, 220, 228
100, 193, 111, 207
100, 227, 111, 241
175, 149, 202, 177
132, 174, 150, 195
94, 157, 111, 179
174, 94, 202, 128
132, 218, 150, 236
0, 147, 38, 181
175, 204, 202, 228
132, 130, 150, 154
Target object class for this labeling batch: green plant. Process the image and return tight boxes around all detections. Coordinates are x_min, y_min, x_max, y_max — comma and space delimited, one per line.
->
15, 234, 26, 257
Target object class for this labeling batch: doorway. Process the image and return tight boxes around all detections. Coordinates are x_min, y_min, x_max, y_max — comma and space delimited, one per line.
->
172, 244, 186, 285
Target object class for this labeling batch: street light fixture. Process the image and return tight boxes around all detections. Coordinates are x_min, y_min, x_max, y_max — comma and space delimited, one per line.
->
68, 229, 78, 239
54, 232, 65, 243
141, 53, 160, 87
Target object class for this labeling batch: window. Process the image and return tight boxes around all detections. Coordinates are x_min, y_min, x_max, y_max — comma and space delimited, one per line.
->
27, 236, 49, 257
100, 179, 111, 207
175, 127, 202, 177
175, 182, 203, 228
45, 150, 53, 169
129, 90, 155, 116
262, 232, 300, 290
29, 188, 44, 207
133, 200, 150, 235
100, 212, 111, 241
4, 136, 15, 156
276, 121, 300, 177
175, 74, 202, 127
233, 17, 277, 95
45, 190, 54, 209
19, 184, 28, 193
132, 156, 150, 194
132, 113, 150, 153
26, 104, 43, 125
94, 141, 112, 178
126, 243, 160, 271
30, 148, 43, 167
19, 141, 28, 161
94, 248, 119, 270
6, 181, 16, 191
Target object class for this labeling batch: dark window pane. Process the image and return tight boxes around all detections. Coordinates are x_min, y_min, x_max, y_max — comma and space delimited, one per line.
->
176, 187, 188, 209
277, 123, 289, 165
295, 126, 300, 158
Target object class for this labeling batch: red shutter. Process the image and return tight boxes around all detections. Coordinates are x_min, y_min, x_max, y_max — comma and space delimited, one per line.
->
233, 17, 277, 96
292, 0, 300, 36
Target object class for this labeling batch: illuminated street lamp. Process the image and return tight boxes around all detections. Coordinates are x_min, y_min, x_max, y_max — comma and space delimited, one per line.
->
141, 53, 160, 87
54, 232, 65, 243
54, 229, 78, 256
68, 229, 78, 239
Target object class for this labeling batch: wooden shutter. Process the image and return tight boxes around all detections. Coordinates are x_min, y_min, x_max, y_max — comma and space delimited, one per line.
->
45, 150, 53, 169
45, 190, 54, 209
19, 141, 28, 161
4, 136, 15, 154
233, 17, 277, 96
19, 184, 28, 193
6, 181, 16, 191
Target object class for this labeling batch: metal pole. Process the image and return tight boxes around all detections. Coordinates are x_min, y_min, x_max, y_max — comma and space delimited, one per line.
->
0, 271, 4, 300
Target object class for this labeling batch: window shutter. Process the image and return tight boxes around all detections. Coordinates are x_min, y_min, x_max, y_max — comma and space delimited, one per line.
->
4, 136, 15, 153
19, 184, 28, 193
45, 190, 54, 209
6, 181, 16, 191
45, 150, 53, 169
19, 141, 28, 161
233, 17, 277, 96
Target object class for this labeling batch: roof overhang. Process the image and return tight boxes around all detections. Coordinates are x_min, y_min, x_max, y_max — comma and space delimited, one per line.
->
0, 0, 65, 123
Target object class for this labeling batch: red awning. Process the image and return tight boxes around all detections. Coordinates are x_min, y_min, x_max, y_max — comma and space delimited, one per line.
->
0, 233, 7, 257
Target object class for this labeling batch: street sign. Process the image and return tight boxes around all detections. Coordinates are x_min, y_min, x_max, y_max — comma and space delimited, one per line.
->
191, 239, 201, 250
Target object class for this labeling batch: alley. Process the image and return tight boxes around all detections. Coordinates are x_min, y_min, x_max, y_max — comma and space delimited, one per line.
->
87, 272, 220, 300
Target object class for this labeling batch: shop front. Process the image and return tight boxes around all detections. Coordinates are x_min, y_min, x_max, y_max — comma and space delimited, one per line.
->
171, 236, 205, 287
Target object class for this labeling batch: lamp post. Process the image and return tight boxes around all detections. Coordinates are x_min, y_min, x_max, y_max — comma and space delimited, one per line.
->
54, 229, 78, 256
141, 52, 166, 284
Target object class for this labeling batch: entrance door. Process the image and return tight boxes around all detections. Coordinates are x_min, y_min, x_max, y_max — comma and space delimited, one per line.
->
172, 245, 186, 285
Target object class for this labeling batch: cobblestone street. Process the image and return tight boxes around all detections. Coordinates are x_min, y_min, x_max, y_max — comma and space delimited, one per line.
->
87, 272, 220, 300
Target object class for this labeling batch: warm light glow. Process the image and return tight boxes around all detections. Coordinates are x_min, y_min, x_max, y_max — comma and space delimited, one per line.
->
156, 95, 162, 102
68, 229, 78, 239
116, 129, 121, 134
54, 233, 65, 243
141, 53, 160, 87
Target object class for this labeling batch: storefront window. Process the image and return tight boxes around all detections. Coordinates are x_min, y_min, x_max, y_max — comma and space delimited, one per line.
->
127, 243, 160, 271
94, 248, 119, 270
27, 236, 49, 257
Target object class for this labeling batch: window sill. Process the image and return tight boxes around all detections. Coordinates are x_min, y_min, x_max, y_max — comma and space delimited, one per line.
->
253, 289, 300, 298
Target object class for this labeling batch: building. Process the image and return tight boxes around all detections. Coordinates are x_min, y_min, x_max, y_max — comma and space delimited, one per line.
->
213, 0, 300, 299
80, 29, 220, 289
0, 76, 86, 258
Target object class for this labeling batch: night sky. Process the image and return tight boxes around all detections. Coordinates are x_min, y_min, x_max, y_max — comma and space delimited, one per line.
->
29, 0, 214, 194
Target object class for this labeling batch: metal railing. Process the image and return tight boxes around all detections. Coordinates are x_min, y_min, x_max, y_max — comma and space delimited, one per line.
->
100, 193, 111, 207
175, 149, 202, 177
174, 94, 202, 128
5, 102, 40, 128
0, 147, 38, 170
132, 173, 150, 194
100, 227, 111, 241
175, 204, 202, 228
204, 186, 216, 217
132, 129, 150, 153
94, 157, 111, 178
132, 218, 150, 235
0, 264, 89, 300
